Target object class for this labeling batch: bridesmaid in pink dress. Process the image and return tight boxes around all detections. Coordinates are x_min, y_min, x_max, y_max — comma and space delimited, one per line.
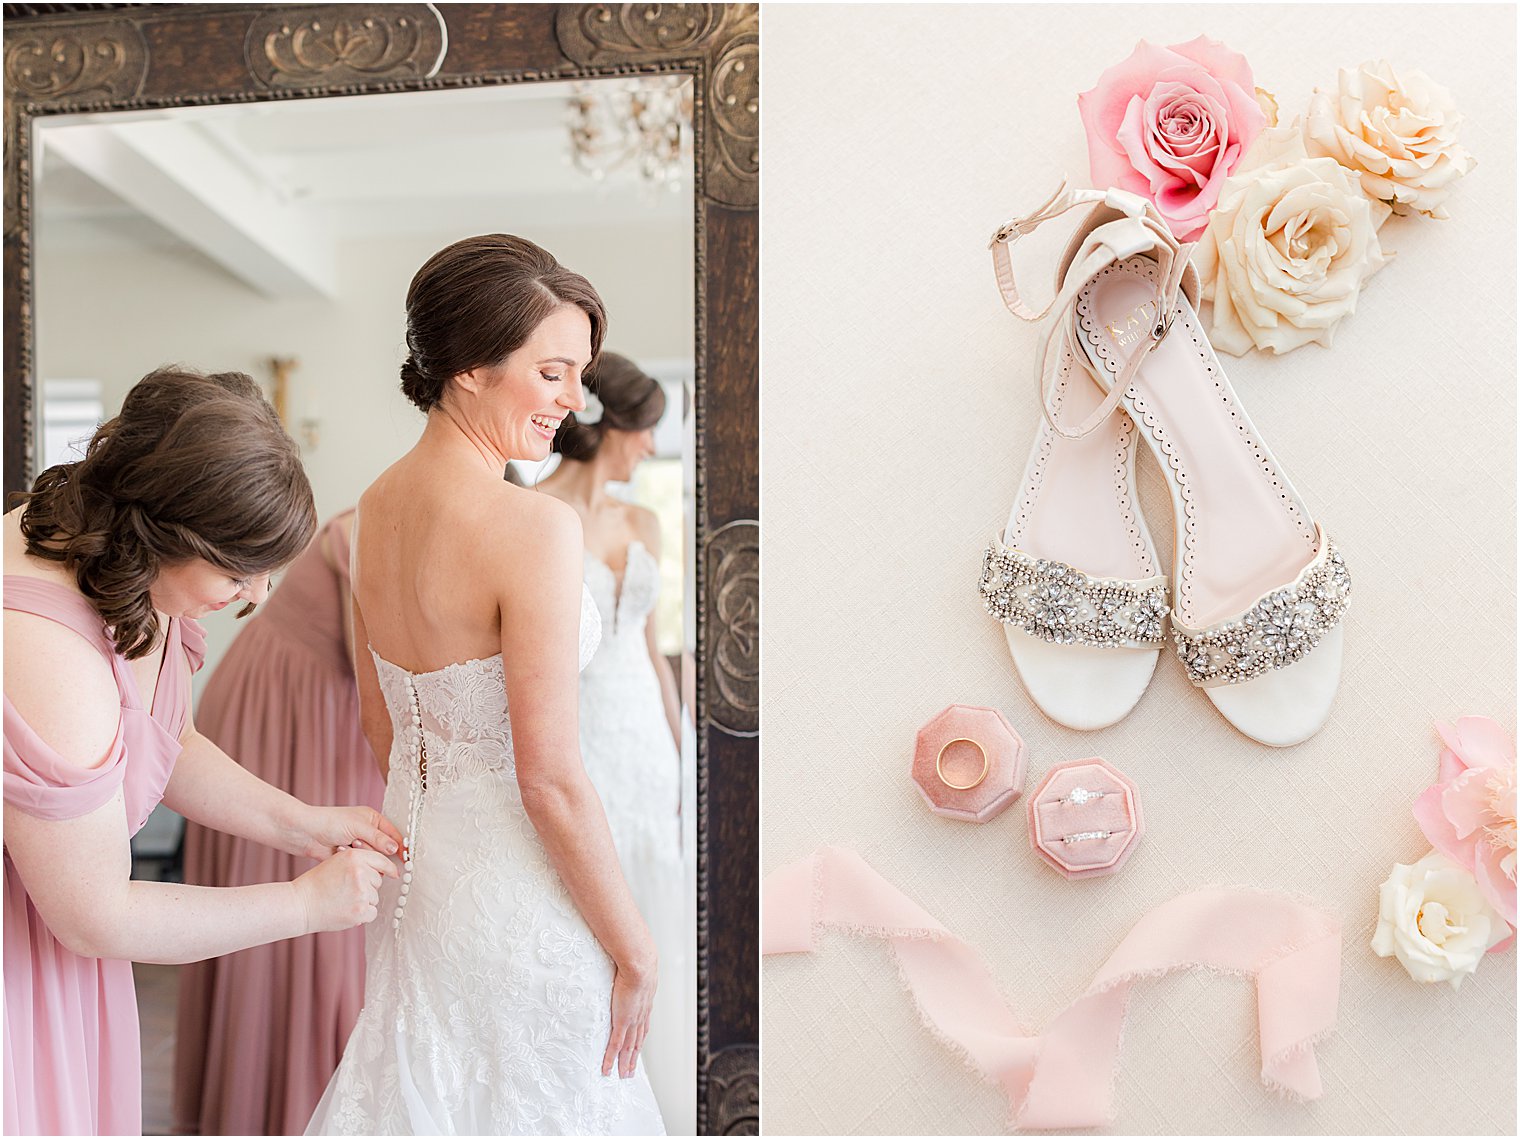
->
2, 368, 404, 1136
173, 509, 385, 1136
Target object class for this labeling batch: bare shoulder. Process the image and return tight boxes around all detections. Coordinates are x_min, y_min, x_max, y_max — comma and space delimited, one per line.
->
482, 488, 587, 631
487, 485, 583, 571
3, 608, 121, 770
626, 502, 663, 554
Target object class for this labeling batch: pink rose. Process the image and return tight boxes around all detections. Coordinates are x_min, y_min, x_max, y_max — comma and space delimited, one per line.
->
1078, 36, 1268, 241
1413, 716, 1517, 940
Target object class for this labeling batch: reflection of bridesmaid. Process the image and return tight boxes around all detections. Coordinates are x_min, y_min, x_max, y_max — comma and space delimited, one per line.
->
174, 510, 385, 1137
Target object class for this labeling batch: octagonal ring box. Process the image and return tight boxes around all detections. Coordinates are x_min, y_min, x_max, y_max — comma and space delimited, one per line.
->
1027, 757, 1143, 879
911, 704, 1028, 823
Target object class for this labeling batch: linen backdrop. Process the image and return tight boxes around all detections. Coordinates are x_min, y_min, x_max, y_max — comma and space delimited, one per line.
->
759, 4, 1517, 1134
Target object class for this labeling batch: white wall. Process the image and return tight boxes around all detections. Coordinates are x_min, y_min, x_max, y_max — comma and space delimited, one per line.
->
35, 219, 694, 688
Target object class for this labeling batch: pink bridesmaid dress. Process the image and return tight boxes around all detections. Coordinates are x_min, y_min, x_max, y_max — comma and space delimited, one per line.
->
3, 577, 207, 1136
173, 512, 383, 1136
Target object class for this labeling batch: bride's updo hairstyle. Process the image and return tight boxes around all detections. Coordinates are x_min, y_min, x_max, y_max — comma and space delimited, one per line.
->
554, 352, 667, 461
16, 366, 317, 660
400, 234, 607, 414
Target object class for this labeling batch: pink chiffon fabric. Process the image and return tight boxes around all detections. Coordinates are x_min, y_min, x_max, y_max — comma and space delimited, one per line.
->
174, 513, 383, 1136
3, 576, 206, 1136
763, 846, 1343, 1129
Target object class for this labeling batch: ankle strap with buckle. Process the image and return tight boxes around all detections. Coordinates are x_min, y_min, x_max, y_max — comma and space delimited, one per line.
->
990, 179, 1197, 441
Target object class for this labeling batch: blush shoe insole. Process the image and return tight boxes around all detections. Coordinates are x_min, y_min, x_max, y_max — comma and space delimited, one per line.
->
1071, 257, 1342, 746
1001, 333, 1161, 731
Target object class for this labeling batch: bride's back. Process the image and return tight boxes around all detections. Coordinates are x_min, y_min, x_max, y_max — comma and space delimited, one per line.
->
354, 446, 532, 675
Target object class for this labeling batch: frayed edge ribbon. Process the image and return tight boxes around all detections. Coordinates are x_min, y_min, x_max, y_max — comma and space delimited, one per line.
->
762, 846, 1342, 1130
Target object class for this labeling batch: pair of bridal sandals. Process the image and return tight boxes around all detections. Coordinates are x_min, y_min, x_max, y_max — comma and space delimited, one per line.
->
980, 181, 1350, 747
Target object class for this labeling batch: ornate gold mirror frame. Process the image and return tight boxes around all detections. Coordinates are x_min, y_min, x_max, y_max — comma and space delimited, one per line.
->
2, 3, 758, 1132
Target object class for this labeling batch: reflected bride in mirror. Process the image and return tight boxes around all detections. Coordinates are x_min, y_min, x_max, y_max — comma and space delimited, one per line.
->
535, 352, 695, 1128
25, 70, 699, 1135
305, 235, 665, 1135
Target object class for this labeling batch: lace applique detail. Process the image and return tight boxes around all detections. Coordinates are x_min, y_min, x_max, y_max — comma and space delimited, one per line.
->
584, 540, 659, 635
310, 583, 662, 1136
578, 542, 681, 876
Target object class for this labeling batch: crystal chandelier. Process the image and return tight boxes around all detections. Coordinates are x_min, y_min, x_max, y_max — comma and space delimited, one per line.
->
567, 76, 693, 191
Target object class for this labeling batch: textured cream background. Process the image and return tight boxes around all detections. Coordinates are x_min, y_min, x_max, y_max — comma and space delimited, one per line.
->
759, 4, 1517, 1134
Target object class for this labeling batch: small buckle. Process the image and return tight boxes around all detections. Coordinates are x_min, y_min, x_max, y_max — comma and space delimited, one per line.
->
988, 219, 1022, 249
1151, 307, 1176, 344
1104, 187, 1149, 219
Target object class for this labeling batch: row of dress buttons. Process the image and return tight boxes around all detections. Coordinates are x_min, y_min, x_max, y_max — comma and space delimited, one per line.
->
393, 862, 415, 927
396, 687, 424, 929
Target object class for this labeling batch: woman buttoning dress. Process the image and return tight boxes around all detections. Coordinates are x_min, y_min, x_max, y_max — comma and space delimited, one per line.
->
174, 508, 386, 1136
3, 367, 403, 1136
306, 235, 664, 1135
537, 353, 694, 1132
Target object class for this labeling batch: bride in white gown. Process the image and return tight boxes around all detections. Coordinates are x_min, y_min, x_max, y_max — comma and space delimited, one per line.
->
537, 354, 695, 1133
307, 237, 665, 1136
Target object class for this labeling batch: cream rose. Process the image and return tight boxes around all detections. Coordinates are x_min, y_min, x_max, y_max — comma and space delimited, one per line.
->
1305, 60, 1474, 219
1193, 125, 1388, 356
1371, 849, 1509, 990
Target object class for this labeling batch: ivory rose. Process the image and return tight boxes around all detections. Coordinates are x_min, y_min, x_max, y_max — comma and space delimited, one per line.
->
1305, 60, 1475, 219
1192, 126, 1388, 356
1372, 850, 1509, 990
1413, 716, 1516, 933
1078, 36, 1268, 241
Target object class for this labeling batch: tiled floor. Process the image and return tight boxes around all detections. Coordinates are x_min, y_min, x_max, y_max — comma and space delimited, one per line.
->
134, 962, 179, 1136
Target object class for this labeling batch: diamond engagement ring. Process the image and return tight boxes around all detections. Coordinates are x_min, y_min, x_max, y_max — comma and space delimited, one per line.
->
1061, 787, 1108, 805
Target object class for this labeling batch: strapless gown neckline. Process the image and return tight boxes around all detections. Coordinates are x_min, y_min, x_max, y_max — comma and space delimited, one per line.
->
305, 579, 662, 1135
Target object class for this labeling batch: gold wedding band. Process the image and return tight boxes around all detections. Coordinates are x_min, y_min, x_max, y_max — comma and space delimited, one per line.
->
935, 737, 989, 790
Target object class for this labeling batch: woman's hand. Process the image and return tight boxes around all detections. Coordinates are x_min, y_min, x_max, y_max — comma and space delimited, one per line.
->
295, 804, 406, 862
292, 847, 399, 933
602, 950, 658, 1079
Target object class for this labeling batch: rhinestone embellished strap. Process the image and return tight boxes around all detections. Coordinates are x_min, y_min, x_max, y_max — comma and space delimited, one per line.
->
980, 535, 1169, 650
1172, 527, 1351, 688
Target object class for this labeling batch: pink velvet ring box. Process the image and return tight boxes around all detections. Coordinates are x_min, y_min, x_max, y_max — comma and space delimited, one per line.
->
911, 704, 1028, 823
1027, 757, 1143, 879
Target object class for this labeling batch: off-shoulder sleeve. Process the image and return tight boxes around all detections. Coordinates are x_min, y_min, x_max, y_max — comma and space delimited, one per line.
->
179, 616, 208, 674
3, 697, 128, 820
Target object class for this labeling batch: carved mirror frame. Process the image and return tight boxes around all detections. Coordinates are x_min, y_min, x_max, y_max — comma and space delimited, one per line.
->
2, 3, 758, 1132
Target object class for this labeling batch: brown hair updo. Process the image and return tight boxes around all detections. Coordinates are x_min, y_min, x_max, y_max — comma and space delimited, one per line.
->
400, 234, 607, 413
554, 352, 667, 462
16, 366, 317, 660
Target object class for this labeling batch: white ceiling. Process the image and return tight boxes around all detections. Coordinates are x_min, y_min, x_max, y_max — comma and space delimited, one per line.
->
34, 79, 694, 297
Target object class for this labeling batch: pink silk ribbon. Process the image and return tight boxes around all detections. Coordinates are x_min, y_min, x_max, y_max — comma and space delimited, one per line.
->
763, 846, 1342, 1129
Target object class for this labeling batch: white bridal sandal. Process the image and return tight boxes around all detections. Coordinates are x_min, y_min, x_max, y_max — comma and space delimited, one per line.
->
981, 180, 1350, 746
979, 183, 1177, 730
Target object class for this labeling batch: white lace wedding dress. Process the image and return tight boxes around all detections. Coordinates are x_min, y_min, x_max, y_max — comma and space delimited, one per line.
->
581, 541, 695, 1134
305, 584, 666, 1136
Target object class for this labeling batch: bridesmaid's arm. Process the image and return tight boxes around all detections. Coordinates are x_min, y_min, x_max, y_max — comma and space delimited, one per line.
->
164, 716, 402, 860
2, 619, 396, 962
5, 791, 399, 963
6, 792, 308, 963
498, 495, 657, 1077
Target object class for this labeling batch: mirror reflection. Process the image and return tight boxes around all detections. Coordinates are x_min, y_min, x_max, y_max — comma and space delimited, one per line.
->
30, 76, 696, 1136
